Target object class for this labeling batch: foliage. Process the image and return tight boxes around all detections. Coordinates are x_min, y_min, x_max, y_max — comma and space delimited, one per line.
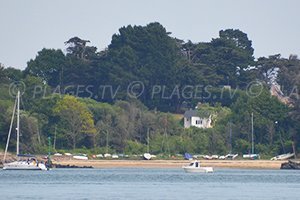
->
53, 95, 96, 149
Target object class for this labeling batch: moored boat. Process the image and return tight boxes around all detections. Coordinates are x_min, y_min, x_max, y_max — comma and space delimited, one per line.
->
182, 160, 213, 173
2, 91, 48, 171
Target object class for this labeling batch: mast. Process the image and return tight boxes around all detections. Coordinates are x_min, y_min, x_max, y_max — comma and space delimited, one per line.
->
3, 94, 18, 163
251, 112, 254, 154
16, 90, 20, 156
229, 122, 232, 154
53, 125, 57, 150
147, 127, 150, 153
106, 130, 109, 154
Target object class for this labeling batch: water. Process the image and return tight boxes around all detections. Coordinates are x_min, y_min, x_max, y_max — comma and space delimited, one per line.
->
0, 168, 299, 200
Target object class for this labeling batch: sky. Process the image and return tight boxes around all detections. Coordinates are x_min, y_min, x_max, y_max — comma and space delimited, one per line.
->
1, 0, 300, 69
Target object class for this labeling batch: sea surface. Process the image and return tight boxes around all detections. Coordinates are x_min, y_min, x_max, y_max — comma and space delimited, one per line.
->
0, 168, 299, 200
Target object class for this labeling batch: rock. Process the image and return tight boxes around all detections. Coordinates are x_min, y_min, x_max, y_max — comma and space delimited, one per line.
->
280, 160, 300, 170
53, 164, 93, 169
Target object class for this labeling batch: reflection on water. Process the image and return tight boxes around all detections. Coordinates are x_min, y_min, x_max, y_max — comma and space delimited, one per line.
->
0, 168, 299, 200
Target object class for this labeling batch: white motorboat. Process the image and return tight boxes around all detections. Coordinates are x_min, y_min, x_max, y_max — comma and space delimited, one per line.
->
2, 91, 47, 170
182, 160, 213, 173
271, 153, 295, 160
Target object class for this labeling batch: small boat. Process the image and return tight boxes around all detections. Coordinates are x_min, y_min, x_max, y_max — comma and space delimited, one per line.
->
143, 153, 152, 160
225, 153, 238, 160
104, 153, 111, 158
112, 154, 119, 159
203, 155, 219, 160
73, 154, 88, 160
271, 153, 295, 160
96, 154, 103, 158
242, 154, 260, 160
184, 153, 193, 160
183, 160, 213, 173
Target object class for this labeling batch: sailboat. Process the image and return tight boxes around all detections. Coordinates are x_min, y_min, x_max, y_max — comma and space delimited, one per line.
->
143, 128, 152, 160
224, 122, 238, 160
2, 91, 48, 170
243, 113, 260, 160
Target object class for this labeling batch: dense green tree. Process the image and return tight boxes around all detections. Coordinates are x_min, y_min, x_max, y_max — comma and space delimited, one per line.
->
0, 64, 7, 83
4, 67, 23, 81
54, 95, 96, 149
65, 37, 97, 60
25, 48, 66, 87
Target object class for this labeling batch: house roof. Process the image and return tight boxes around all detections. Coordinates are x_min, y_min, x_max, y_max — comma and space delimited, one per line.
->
184, 110, 198, 118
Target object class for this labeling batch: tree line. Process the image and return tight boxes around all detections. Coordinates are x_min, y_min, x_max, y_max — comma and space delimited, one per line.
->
0, 22, 300, 157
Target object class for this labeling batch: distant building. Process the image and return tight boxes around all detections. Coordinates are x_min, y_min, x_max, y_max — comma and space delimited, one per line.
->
183, 110, 212, 129
223, 85, 231, 90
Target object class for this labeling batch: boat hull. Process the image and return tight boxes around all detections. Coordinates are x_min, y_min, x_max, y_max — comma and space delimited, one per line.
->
143, 153, 151, 160
183, 167, 213, 173
73, 156, 88, 160
3, 161, 47, 170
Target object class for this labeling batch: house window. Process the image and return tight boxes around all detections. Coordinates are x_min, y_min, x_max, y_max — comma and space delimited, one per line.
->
196, 120, 202, 125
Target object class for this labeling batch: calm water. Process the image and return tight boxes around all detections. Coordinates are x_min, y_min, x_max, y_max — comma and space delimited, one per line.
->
0, 168, 299, 200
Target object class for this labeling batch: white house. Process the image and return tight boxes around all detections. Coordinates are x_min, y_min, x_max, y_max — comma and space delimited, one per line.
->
183, 110, 212, 129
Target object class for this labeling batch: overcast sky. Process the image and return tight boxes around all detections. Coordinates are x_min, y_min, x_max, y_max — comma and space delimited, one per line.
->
1, 0, 300, 69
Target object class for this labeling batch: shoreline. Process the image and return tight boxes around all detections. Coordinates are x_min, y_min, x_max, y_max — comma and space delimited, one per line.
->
0, 152, 290, 169
52, 159, 287, 169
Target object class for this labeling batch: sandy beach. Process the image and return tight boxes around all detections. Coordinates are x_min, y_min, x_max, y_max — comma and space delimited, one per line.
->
0, 152, 291, 169
52, 159, 287, 169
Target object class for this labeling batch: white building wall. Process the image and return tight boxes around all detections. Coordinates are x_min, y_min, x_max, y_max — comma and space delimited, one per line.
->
184, 116, 212, 129
184, 117, 191, 128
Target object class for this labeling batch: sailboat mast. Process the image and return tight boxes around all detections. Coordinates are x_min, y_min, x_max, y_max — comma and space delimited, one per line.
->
147, 127, 150, 153
251, 112, 254, 154
3, 95, 18, 163
229, 122, 232, 154
16, 91, 20, 156
106, 130, 109, 154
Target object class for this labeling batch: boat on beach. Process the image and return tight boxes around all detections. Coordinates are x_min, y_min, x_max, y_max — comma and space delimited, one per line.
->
242, 154, 260, 160
143, 153, 152, 160
2, 91, 48, 170
184, 153, 193, 160
73, 154, 88, 160
182, 160, 213, 173
271, 153, 295, 160
219, 153, 238, 160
